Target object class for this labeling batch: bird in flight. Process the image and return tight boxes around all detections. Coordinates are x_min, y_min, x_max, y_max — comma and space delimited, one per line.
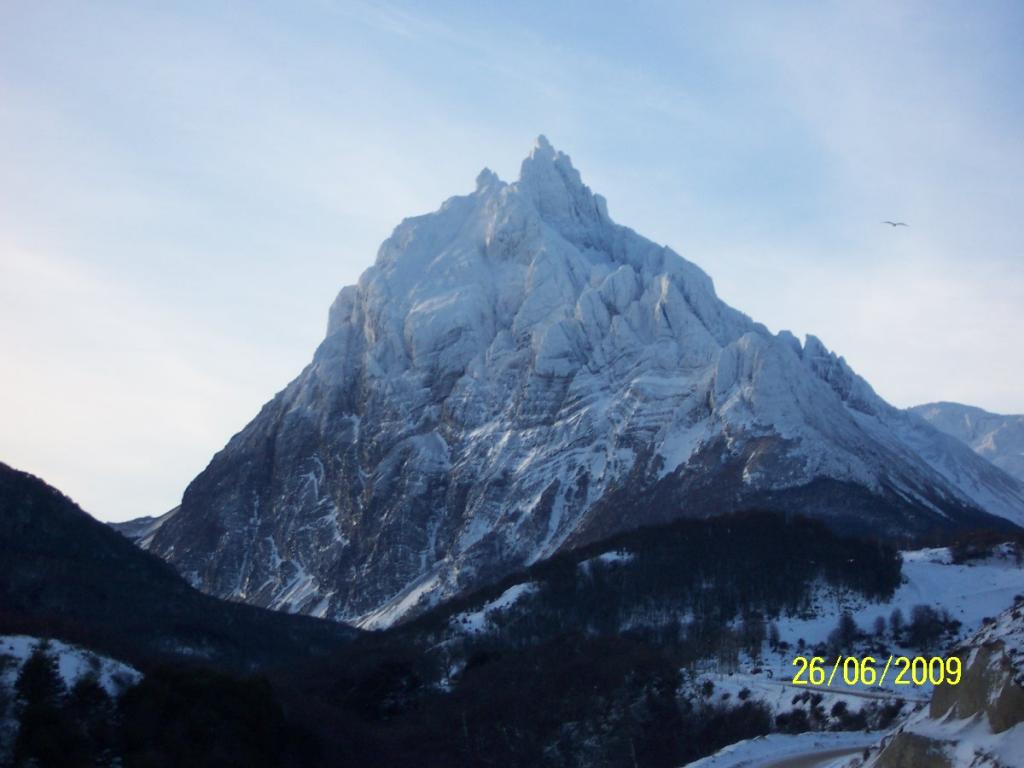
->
882, 220, 908, 227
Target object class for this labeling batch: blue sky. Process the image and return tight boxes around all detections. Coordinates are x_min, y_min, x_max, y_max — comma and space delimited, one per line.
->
2, 0, 1022, 521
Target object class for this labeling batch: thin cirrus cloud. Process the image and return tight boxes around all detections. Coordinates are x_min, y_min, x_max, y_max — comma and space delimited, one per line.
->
0, 0, 1021, 521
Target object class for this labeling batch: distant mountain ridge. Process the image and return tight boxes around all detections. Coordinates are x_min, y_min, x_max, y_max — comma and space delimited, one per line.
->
911, 401, 1024, 485
119, 137, 1024, 628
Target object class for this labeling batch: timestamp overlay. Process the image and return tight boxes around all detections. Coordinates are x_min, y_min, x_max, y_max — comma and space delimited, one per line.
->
791, 655, 961, 688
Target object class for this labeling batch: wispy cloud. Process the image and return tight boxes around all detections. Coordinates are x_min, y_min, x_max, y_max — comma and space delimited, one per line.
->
1, 1, 1021, 519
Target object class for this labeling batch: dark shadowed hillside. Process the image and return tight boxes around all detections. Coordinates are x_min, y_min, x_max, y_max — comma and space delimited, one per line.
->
0, 462, 357, 673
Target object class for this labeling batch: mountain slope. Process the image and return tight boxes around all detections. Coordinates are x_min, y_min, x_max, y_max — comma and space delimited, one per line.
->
912, 401, 1024, 484
0, 462, 356, 671
131, 138, 1024, 627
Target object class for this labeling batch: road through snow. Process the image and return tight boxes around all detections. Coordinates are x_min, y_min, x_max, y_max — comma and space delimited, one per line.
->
761, 744, 867, 768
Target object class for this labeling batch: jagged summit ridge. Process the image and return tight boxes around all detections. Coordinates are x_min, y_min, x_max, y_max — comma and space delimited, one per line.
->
133, 139, 1024, 628
518, 134, 609, 233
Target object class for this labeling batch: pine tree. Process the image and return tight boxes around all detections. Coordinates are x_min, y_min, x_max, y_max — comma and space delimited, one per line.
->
0, 653, 13, 718
889, 608, 904, 641
829, 613, 858, 651
14, 641, 77, 767
740, 614, 766, 659
15, 641, 65, 709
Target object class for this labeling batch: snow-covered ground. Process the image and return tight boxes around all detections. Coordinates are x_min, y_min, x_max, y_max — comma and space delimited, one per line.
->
695, 663, 925, 716
0, 635, 140, 696
682, 731, 878, 768
773, 545, 1023, 653
685, 544, 1023, 755
449, 582, 539, 634
0, 636, 142, 763
684, 716, 1024, 768
580, 549, 635, 569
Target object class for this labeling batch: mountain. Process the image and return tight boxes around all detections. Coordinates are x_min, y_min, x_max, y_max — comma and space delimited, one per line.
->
112, 506, 179, 548
0, 462, 356, 672
911, 402, 1024, 485
122, 137, 1024, 628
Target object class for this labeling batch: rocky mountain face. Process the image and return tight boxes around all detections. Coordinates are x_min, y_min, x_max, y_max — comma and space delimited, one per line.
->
912, 402, 1024, 485
851, 597, 1024, 768
122, 138, 1024, 628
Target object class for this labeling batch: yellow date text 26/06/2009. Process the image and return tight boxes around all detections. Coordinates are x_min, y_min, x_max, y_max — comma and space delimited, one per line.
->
790, 655, 961, 687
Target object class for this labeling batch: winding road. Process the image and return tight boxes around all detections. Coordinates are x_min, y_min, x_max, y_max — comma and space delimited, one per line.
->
761, 744, 868, 768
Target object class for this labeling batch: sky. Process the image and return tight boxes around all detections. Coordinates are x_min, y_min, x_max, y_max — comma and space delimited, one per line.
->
2, 1, 1022, 522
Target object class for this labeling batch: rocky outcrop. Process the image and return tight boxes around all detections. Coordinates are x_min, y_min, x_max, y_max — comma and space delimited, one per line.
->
874, 733, 953, 768
931, 604, 1024, 734
121, 139, 1024, 627
856, 598, 1024, 768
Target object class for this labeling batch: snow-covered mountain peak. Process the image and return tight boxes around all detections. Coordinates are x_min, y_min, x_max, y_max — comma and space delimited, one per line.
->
516, 135, 610, 245
137, 140, 1024, 628
338, 139, 746, 394
520, 133, 572, 173
474, 166, 502, 192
